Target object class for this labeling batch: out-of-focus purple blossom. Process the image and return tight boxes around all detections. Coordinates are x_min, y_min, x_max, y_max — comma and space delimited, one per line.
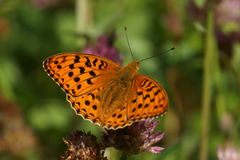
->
102, 119, 164, 156
187, 0, 240, 57
82, 35, 124, 66
62, 130, 107, 160
218, 113, 234, 133
187, 0, 240, 24
215, 0, 240, 25
166, 15, 184, 40
215, 0, 240, 56
217, 145, 240, 160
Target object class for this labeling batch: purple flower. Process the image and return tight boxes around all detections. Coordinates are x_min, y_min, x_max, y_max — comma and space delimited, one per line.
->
102, 119, 164, 156
82, 34, 123, 66
217, 145, 240, 160
215, 0, 240, 25
62, 130, 107, 160
187, 0, 240, 57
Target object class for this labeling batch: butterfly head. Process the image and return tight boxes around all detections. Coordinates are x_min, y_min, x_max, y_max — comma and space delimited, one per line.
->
128, 60, 140, 72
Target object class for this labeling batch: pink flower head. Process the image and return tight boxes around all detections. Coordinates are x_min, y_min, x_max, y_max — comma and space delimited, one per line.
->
82, 35, 123, 66
217, 145, 240, 160
102, 119, 164, 155
62, 130, 107, 160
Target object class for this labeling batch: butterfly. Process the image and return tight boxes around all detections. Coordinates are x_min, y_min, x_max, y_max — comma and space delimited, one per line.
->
43, 53, 168, 130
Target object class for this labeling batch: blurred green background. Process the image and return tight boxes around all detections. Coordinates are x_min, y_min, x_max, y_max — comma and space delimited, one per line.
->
0, 0, 240, 159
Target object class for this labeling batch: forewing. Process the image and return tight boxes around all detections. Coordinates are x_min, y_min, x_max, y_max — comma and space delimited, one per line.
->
43, 53, 121, 97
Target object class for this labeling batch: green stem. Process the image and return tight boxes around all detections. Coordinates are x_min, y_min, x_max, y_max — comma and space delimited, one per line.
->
75, 0, 92, 46
76, 0, 89, 33
200, 5, 215, 160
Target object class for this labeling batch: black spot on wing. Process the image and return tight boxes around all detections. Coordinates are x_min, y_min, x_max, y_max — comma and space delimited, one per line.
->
71, 89, 76, 95
92, 105, 97, 110
138, 104, 142, 109
140, 79, 148, 87
91, 94, 95, 100
85, 57, 91, 67
74, 55, 80, 63
85, 100, 90, 105
89, 71, 96, 76
143, 94, 150, 100
98, 60, 108, 69
120, 107, 125, 111
87, 79, 93, 85
77, 85, 81, 89
154, 89, 161, 95
132, 108, 136, 112
93, 59, 97, 66
74, 77, 80, 82
68, 72, 73, 77
69, 64, 74, 69
79, 67, 85, 74
117, 114, 122, 118
146, 82, 152, 88
144, 104, 149, 108
89, 113, 95, 117
146, 86, 156, 92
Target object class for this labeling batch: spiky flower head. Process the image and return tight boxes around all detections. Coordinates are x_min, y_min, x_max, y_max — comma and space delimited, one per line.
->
102, 119, 164, 156
217, 145, 240, 160
82, 34, 123, 66
62, 130, 107, 160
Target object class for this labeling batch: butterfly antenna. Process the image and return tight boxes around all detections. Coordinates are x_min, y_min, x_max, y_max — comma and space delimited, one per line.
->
139, 47, 175, 62
125, 27, 134, 60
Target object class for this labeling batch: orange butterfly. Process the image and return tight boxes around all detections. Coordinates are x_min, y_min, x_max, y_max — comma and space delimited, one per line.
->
43, 53, 168, 130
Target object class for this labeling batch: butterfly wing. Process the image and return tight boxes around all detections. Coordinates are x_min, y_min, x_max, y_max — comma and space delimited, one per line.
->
66, 87, 102, 126
127, 74, 168, 121
103, 101, 133, 130
43, 53, 121, 97
67, 86, 132, 130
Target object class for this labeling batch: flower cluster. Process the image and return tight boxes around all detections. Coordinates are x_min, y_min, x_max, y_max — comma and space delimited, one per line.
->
61, 130, 107, 160
82, 34, 123, 66
217, 145, 240, 160
102, 119, 164, 155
